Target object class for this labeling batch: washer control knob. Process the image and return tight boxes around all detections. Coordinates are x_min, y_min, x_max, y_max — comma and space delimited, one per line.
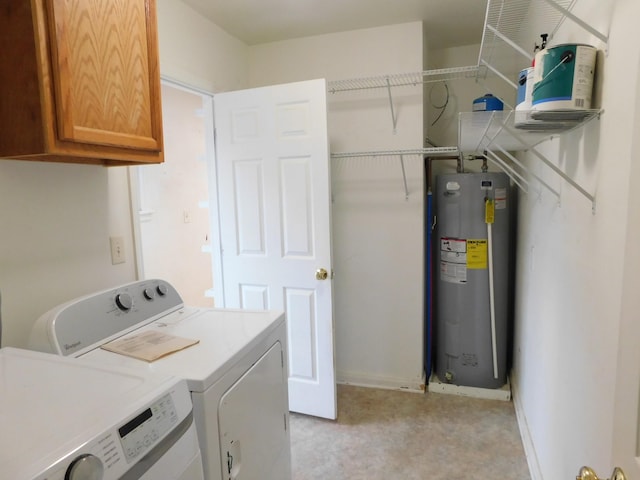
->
156, 284, 168, 296
143, 288, 156, 300
115, 293, 133, 311
66, 454, 104, 480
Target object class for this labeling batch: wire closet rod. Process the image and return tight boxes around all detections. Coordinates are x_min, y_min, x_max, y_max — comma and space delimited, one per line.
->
331, 147, 459, 159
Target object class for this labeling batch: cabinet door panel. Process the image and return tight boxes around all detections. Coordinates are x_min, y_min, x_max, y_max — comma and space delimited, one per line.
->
46, 0, 162, 151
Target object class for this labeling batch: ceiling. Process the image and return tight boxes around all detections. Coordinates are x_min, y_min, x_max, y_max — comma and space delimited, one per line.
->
180, 0, 489, 49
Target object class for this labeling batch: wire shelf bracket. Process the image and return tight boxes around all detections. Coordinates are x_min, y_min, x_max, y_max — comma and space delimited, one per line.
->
539, 0, 609, 45
459, 110, 598, 213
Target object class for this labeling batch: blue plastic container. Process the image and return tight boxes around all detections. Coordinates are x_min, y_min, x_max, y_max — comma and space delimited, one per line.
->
472, 94, 504, 112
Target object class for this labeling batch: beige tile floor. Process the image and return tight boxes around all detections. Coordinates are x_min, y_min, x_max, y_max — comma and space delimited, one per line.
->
290, 384, 530, 480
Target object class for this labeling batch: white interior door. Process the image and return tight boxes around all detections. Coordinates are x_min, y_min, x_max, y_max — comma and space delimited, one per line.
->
213, 79, 336, 420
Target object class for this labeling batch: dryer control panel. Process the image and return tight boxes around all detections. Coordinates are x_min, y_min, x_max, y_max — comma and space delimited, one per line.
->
118, 392, 179, 463
38, 380, 192, 480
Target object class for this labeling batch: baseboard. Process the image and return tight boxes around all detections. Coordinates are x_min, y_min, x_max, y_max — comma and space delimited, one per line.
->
511, 371, 543, 480
336, 370, 425, 393
428, 373, 512, 401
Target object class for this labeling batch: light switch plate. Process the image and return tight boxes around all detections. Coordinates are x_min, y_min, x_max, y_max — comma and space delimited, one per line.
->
110, 236, 125, 265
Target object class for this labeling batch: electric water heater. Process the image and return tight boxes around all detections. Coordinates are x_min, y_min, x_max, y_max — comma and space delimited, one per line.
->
434, 172, 510, 389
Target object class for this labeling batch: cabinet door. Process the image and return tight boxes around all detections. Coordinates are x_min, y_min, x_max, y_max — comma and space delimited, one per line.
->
46, 0, 162, 152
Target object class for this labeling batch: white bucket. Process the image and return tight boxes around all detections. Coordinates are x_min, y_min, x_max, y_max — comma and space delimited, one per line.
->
515, 67, 535, 126
516, 67, 534, 110
532, 44, 597, 111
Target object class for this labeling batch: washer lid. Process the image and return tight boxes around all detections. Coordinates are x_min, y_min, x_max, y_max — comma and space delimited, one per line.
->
0, 347, 182, 479
81, 308, 285, 392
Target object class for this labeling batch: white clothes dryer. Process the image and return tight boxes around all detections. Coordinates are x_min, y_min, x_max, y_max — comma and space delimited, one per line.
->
28, 279, 292, 480
0, 347, 204, 480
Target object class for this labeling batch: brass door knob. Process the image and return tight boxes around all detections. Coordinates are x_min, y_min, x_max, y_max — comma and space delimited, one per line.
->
577, 467, 599, 480
611, 468, 627, 480
316, 268, 328, 280
577, 466, 627, 480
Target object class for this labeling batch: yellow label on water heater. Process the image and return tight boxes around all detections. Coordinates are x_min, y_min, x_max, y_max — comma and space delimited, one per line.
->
466, 239, 488, 269
485, 198, 495, 224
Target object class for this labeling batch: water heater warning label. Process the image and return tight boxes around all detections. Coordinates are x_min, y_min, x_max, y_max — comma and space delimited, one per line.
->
466, 239, 488, 269
440, 238, 488, 284
441, 261, 467, 284
441, 238, 466, 254
440, 237, 467, 284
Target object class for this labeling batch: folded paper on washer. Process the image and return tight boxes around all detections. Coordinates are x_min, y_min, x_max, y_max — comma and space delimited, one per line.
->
101, 330, 199, 362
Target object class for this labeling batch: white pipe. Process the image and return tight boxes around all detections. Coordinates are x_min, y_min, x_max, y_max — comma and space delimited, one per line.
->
487, 220, 499, 379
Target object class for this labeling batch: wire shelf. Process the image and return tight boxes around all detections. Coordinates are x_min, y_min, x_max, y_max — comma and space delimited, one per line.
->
331, 147, 459, 200
458, 109, 600, 210
331, 147, 459, 159
327, 66, 479, 94
458, 109, 601, 153
478, 0, 609, 90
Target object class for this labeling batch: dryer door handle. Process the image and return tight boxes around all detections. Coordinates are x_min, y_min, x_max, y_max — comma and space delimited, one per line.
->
226, 440, 242, 479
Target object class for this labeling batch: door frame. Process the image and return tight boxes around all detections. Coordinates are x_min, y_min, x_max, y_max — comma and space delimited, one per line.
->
129, 77, 225, 306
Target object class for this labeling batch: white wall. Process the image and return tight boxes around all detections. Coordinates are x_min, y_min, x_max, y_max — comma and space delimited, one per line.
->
511, 0, 632, 478
612, 32, 640, 473
156, 0, 249, 93
0, 1, 249, 348
427, 44, 482, 149
0, 162, 137, 347
248, 23, 426, 390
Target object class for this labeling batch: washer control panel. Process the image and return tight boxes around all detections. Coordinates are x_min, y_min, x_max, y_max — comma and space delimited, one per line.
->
28, 279, 185, 357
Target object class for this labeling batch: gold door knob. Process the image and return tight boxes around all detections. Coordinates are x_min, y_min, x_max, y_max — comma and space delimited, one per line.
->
577, 466, 627, 480
577, 467, 599, 480
316, 268, 328, 280
611, 468, 627, 480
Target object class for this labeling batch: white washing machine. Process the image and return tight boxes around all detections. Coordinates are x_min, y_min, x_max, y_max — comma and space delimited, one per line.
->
28, 279, 291, 480
0, 347, 204, 480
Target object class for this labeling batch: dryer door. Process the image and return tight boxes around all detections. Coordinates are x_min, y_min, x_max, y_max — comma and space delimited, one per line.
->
218, 342, 291, 480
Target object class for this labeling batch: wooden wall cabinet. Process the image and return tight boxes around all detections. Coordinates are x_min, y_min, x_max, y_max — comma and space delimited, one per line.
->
0, 0, 164, 166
